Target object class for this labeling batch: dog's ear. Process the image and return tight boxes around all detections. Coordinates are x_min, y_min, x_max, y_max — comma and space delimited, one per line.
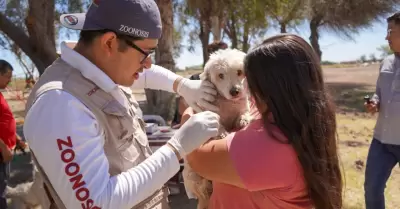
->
199, 71, 208, 81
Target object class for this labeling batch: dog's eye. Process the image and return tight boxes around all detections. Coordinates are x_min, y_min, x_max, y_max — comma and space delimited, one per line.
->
218, 73, 224, 79
237, 70, 243, 76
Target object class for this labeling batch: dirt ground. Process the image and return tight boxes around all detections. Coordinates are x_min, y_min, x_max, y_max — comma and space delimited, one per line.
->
5, 63, 400, 209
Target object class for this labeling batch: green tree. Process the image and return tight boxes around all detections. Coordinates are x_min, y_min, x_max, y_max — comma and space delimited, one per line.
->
180, 0, 268, 65
223, 0, 268, 52
266, 0, 306, 33
377, 44, 393, 58
179, 0, 226, 65
307, 0, 396, 60
360, 54, 367, 63
145, 0, 179, 123
0, 0, 86, 74
369, 53, 377, 62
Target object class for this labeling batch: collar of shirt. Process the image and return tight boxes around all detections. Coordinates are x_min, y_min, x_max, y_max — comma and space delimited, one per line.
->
60, 41, 131, 109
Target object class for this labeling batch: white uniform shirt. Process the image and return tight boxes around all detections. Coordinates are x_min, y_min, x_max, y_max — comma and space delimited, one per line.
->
23, 42, 180, 209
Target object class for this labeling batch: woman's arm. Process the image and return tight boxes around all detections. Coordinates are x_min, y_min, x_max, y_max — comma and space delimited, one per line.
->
183, 107, 245, 188
186, 139, 245, 189
184, 108, 300, 192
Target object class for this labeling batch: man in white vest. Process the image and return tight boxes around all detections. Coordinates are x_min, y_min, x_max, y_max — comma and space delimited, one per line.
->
23, 0, 220, 208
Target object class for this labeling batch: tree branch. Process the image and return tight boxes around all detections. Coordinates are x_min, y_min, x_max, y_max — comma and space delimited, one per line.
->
0, 13, 35, 60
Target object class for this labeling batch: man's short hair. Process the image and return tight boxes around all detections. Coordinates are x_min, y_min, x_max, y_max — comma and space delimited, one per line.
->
0, 60, 13, 75
387, 12, 400, 25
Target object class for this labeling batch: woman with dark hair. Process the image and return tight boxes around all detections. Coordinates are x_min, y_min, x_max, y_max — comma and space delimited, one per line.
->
183, 34, 343, 209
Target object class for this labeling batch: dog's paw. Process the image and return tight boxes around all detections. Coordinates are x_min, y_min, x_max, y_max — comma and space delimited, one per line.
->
182, 163, 203, 182
182, 167, 202, 199
188, 172, 205, 182
238, 112, 252, 128
217, 126, 228, 139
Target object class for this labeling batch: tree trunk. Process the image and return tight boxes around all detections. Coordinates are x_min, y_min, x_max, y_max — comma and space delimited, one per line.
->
144, 0, 177, 124
210, 15, 224, 42
224, 15, 238, 49
242, 22, 250, 52
309, 17, 322, 60
200, 18, 211, 66
0, 0, 57, 75
280, 23, 287, 33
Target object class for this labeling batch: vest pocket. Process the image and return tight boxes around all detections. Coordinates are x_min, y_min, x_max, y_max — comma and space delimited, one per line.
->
117, 136, 142, 167
133, 117, 150, 148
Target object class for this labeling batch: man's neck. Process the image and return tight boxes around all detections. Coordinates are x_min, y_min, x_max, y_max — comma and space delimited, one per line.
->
74, 45, 111, 80
75, 45, 97, 66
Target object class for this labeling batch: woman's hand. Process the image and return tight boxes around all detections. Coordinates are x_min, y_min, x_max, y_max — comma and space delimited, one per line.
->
181, 109, 245, 189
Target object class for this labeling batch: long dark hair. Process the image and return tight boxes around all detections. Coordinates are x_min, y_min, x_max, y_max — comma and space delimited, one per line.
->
244, 34, 342, 209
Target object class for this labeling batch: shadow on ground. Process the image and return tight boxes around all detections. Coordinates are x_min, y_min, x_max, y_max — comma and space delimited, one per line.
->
9, 153, 34, 187
8, 125, 34, 187
168, 184, 197, 209
326, 82, 375, 113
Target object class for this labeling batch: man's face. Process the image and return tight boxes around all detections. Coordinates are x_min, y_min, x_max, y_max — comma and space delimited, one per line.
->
95, 32, 158, 87
114, 38, 158, 86
0, 69, 12, 89
386, 21, 400, 53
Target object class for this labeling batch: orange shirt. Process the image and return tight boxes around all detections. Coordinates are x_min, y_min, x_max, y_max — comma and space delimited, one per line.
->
209, 119, 312, 209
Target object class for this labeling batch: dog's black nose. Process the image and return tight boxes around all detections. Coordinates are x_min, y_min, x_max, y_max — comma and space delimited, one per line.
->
230, 88, 240, 97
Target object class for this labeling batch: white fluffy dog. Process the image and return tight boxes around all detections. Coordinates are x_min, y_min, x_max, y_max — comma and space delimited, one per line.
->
6, 168, 49, 209
182, 48, 252, 209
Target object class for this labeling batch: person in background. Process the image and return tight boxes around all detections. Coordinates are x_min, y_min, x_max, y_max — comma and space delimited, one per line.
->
0, 59, 17, 209
207, 41, 228, 55
183, 34, 343, 209
364, 12, 400, 209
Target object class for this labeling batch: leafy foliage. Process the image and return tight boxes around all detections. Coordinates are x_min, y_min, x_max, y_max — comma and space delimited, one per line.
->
0, 0, 86, 74
266, 0, 306, 33
377, 45, 394, 58
224, 0, 269, 52
307, 0, 397, 58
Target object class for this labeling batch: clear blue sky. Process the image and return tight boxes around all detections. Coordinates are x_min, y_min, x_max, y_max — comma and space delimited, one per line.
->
1, 20, 388, 77
175, 21, 388, 69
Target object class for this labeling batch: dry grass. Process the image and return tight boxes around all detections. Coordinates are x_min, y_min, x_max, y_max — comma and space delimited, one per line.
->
6, 63, 400, 208
337, 113, 400, 209
324, 64, 400, 208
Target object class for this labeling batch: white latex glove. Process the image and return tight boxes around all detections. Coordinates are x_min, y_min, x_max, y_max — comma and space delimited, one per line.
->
167, 111, 220, 157
177, 78, 219, 113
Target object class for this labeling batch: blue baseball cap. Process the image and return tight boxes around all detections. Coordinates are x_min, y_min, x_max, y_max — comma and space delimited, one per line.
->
60, 0, 162, 39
